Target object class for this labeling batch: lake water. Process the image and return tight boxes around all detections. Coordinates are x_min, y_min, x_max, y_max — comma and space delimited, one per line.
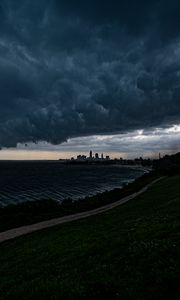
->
0, 161, 146, 207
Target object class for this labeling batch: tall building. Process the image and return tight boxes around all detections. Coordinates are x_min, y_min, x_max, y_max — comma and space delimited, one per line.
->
89, 150, 93, 159
101, 153, 104, 160
95, 153, 99, 159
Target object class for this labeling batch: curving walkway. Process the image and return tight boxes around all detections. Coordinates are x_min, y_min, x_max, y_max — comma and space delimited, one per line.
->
0, 177, 164, 243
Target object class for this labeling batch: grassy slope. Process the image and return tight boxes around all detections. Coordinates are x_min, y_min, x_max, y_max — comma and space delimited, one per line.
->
0, 176, 180, 300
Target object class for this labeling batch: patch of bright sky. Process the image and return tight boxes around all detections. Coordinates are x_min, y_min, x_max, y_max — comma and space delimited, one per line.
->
0, 125, 180, 160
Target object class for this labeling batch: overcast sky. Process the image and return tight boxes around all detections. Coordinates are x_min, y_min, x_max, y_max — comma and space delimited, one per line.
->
0, 0, 180, 159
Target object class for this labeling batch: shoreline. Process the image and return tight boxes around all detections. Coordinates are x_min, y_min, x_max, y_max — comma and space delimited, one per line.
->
0, 163, 147, 208
0, 170, 160, 233
0, 177, 164, 243
0, 164, 149, 209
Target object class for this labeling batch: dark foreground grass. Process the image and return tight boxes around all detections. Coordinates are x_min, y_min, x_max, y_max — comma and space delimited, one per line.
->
0, 175, 180, 300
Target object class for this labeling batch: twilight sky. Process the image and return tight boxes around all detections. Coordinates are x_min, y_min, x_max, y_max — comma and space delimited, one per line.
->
0, 0, 180, 159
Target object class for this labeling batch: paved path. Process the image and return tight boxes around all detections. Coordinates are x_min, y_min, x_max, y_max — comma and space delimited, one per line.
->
0, 177, 164, 243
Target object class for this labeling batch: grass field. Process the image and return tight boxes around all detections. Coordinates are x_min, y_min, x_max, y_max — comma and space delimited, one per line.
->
0, 175, 180, 299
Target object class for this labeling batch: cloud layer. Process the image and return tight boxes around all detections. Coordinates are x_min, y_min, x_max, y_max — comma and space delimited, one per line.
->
0, 0, 180, 148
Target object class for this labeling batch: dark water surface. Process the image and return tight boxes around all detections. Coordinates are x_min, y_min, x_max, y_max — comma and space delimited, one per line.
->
0, 161, 146, 207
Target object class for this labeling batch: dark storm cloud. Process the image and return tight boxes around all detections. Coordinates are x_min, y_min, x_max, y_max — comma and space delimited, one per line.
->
0, 0, 180, 147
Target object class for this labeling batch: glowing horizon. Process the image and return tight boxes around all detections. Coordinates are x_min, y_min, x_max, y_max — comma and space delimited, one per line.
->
0, 125, 179, 160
